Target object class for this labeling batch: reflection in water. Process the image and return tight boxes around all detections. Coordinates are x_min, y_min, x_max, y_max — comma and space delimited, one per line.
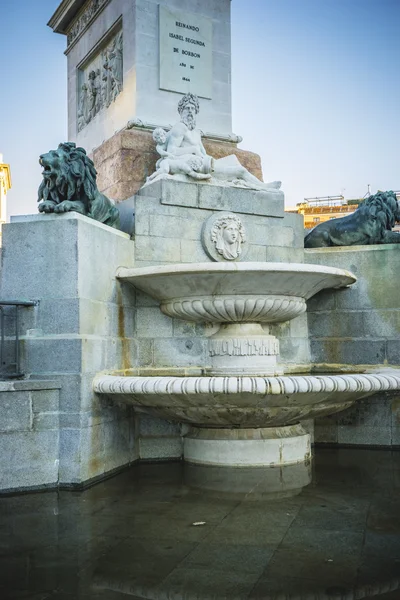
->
183, 461, 312, 500
93, 577, 400, 599
1, 449, 400, 599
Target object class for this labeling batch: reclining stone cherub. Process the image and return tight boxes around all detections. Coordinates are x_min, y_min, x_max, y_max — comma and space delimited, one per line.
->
145, 93, 281, 192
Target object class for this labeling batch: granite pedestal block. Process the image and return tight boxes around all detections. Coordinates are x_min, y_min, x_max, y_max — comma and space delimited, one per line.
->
0, 213, 138, 489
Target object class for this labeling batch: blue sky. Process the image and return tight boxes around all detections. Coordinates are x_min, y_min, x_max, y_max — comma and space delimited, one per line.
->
1, 0, 399, 215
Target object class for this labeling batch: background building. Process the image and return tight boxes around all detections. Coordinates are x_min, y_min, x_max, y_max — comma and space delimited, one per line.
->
288, 188, 400, 230
0, 154, 11, 246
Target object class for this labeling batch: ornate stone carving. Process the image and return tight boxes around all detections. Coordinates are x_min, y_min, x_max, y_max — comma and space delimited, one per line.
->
93, 370, 400, 428
211, 214, 245, 260
305, 191, 400, 247
117, 261, 356, 376
37, 142, 120, 229
77, 31, 123, 132
160, 295, 306, 324
67, 0, 110, 46
144, 93, 281, 191
209, 337, 280, 357
202, 212, 248, 262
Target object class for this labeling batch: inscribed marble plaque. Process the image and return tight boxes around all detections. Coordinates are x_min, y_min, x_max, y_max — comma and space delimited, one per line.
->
159, 6, 212, 99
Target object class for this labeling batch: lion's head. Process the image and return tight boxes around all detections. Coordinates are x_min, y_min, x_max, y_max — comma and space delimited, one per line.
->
359, 191, 400, 233
38, 142, 97, 207
37, 142, 120, 229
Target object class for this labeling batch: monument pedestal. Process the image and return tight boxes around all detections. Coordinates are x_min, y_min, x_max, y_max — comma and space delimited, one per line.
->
93, 127, 265, 202
184, 425, 311, 467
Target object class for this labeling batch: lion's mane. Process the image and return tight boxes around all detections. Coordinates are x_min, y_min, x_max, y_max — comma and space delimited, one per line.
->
304, 191, 400, 248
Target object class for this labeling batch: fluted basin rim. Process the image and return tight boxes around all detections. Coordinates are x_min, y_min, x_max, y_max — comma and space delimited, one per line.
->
94, 371, 400, 398
116, 261, 356, 302
93, 370, 400, 428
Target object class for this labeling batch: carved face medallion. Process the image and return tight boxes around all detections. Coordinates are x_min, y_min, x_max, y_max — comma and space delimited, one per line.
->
202, 212, 248, 262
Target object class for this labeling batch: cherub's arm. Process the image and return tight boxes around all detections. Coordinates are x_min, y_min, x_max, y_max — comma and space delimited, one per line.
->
156, 143, 173, 158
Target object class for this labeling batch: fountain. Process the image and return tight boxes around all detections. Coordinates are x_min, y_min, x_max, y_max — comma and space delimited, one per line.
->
93, 261, 400, 467
89, 88, 400, 470
84, 81, 398, 465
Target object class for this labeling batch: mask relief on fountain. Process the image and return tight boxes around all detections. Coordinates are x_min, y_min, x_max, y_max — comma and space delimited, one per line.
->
202, 212, 249, 262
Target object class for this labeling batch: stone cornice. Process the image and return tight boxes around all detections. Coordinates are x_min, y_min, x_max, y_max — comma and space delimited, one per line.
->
48, 0, 111, 51
47, 0, 87, 34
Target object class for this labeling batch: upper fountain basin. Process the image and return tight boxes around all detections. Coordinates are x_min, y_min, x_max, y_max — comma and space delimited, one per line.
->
117, 262, 356, 324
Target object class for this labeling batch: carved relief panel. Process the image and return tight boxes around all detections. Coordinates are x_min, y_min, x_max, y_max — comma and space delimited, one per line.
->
77, 30, 123, 132
202, 212, 249, 262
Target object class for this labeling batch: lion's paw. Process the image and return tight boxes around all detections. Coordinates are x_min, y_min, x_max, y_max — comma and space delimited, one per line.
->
38, 201, 56, 213
54, 201, 72, 213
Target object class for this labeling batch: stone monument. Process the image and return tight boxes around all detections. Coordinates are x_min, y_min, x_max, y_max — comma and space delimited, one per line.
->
0, 1, 400, 492
145, 92, 281, 192
48, 0, 264, 200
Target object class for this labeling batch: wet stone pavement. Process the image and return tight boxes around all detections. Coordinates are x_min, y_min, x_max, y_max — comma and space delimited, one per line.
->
1, 448, 400, 600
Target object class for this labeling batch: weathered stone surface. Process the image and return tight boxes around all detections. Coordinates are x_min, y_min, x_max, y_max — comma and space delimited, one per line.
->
136, 307, 173, 339
184, 425, 311, 467
153, 338, 207, 368
101, 180, 144, 202
0, 430, 59, 491
33, 413, 60, 431
0, 392, 32, 432
140, 179, 198, 208
139, 415, 181, 437
198, 185, 284, 217
307, 245, 400, 447
139, 437, 183, 460
32, 389, 59, 413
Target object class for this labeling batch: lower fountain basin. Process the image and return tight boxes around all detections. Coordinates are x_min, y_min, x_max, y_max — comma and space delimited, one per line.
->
93, 370, 400, 429
94, 370, 400, 466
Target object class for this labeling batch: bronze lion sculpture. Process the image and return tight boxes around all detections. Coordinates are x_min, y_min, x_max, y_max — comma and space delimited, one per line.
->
38, 142, 120, 229
304, 191, 400, 248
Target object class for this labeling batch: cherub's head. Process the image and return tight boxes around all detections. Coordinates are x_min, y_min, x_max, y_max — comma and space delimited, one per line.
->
153, 127, 167, 145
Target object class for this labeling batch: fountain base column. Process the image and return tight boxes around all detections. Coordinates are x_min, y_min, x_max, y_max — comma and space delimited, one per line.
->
208, 323, 283, 376
184, 424, 311, 467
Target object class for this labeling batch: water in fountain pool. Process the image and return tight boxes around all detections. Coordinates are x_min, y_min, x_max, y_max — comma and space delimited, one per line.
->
1, 447, 399, 599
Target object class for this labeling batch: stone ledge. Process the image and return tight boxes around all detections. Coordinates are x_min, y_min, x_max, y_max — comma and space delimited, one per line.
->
0, 380, 61, 392
138, 178, 285, 217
